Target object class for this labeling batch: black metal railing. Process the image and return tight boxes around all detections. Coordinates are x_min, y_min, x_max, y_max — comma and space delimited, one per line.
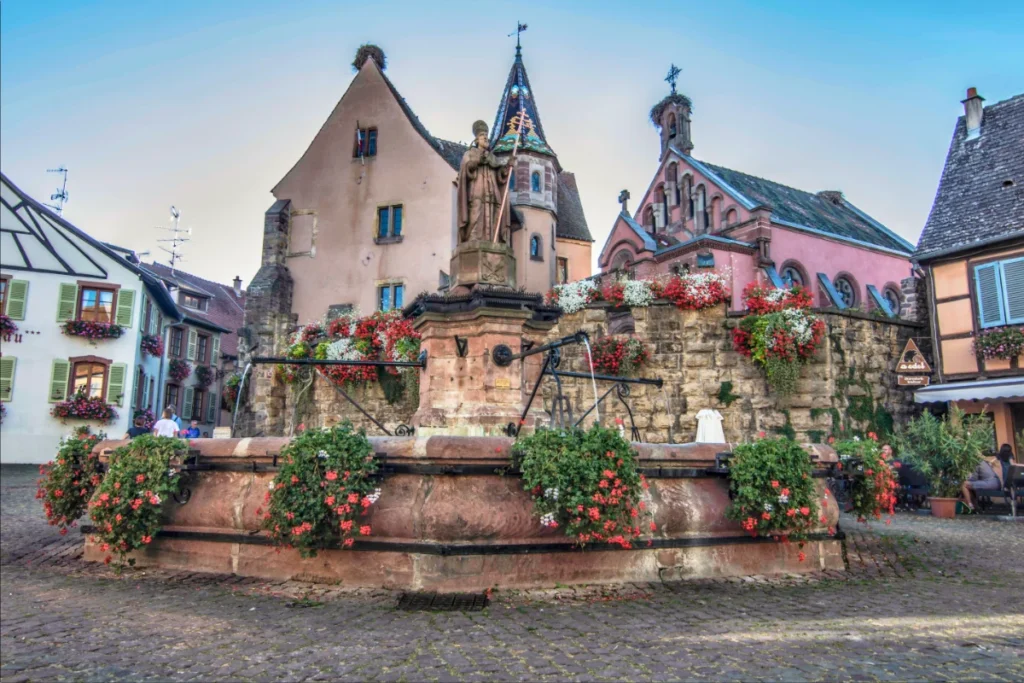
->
492, 332, 664, 439
248, 351, 427, 437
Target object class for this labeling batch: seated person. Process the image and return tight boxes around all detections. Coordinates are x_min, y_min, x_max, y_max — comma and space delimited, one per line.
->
123, 416, 150, 440
182, 420, 202, 439
960, 453, 1002, 511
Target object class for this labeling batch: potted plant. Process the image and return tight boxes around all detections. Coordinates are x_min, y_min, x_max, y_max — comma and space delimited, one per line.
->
892, 407, 994, 518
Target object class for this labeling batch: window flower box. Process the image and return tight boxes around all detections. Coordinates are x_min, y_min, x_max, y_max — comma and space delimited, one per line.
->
61, 320, 125, 341
0, 314, 17, 336
168, 359, 192, 383
194, 364, 214, 389
140, 334, 164, 358
973, 326, 1024, 361
51, 389, 118, 424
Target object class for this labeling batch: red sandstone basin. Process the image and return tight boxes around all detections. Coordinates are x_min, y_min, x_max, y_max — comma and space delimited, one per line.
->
84, 437, 844, 590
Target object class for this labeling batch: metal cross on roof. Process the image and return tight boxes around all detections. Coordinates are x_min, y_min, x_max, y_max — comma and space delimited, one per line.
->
509, 21, 528, 53
665, 64, 682, 94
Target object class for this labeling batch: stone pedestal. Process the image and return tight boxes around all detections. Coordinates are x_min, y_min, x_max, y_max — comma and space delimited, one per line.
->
449, 240, 516, 294
410, 290, 557, 436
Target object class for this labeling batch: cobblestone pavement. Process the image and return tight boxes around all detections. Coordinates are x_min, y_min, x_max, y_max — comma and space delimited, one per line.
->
2, 464, 1022, 681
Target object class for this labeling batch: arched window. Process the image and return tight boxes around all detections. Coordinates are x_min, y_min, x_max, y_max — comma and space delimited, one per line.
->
780, 261, 806, 288
883, 287, 902, 316
530, 234, 543, 260
694, 185, 708, 233
668, 113, 677, 136
667, 163, 680, 206
612, 249, 633, 271
531, 171, 542, 193
509, 172, 516, 192
683, 176, 694, 220
654, 185, 667, 232
643, 205, 655, 231
833, 274, 858, 307
709, 196, 723, 232
725, 208, 738, 226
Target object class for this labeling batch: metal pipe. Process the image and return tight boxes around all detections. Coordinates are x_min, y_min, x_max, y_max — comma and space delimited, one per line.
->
492, 331, 588, 366
250, 357, 425, 368
544, 369, 663, 387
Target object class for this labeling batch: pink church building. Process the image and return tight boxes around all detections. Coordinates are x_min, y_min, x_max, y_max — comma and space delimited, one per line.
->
597, 76, 914, 314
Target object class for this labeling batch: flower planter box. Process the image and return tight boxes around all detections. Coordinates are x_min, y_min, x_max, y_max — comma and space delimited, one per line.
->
929, 497, 958, 519
61, 320, 125, 340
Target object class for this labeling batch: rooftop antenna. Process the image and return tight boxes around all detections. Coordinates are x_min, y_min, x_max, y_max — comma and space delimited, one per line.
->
45, 167, 69, 215
155, 205, 190, 274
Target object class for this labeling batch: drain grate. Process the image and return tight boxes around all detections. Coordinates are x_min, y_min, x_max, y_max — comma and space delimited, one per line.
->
396, 591, 489, 612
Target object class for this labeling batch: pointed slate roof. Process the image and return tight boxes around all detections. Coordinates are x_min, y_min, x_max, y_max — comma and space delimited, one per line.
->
916, 93, 1024, 260
490, 46, 555, 157
556, 172, 593, 242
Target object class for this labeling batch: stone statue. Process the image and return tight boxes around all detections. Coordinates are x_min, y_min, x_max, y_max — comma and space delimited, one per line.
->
457, 120, 511, 244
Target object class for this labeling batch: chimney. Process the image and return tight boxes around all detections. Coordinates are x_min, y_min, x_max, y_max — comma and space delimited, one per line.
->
232, 276, 242, 297
962, 87, 985, 140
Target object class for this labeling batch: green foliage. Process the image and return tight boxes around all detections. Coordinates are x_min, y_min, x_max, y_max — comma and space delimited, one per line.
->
88, 436, 188, 567
725, 436, 822, 543
717, 381, 740, 407
262, 423, 380, 558
37, 426, 105, 534
513, 425, 651, 548
771, 409, 797, 441
807, 430, 826, 444
891, 407, 994, 498
833, 437, 897, 522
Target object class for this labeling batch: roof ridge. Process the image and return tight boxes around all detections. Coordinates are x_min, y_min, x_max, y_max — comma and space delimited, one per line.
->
699, 159, 824, 202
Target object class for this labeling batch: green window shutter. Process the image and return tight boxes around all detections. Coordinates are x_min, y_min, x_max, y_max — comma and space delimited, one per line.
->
139, 295, 147, 331
0, 357, 16, 402
207, 392, 217, 423
186, 328, 198, 361
48, 359, 71, 402
56, 283, 78, 322
1001, 257, 1024, 324
6, 280, 28, 320
182, 386, 194, 420
106, 363, 127, 406
141, 371, 149, 409
211, 336, 221, 365
115, 289, 135, 327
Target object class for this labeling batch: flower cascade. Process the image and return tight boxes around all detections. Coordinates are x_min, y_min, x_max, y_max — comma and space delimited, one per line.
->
194, 365, 214, 389
725, 435, 825, 557
547, 272, 729, 314
133, 408, 156, 430
88, 435, 188, 567
140, 334, 164, 358
61, 320, 125, 340
223, 372, 246, 410
586, 335, 649, 376
168, 359, 192, 383
51, 388, 118, 424
833, 434, 898, 523
36, 426, 105, 535
261, 423, 380, 557
514, 425, 653, 549
0, 314, 18, 336
731, 283, 825, 396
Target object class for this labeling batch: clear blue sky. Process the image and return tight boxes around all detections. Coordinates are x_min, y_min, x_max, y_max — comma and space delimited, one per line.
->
2, 0, 1022, 287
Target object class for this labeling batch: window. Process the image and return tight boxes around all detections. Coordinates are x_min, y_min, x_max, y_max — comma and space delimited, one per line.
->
726, 208, 738, 226
378, 284, 404, 311
165, 384, 180, 412
780, 262, 806, 288
197, 334, 209, 365
530, 234, 543, 261
192, 390, 205, 422
975, 257, 1024, 328
181, 294, 208, 311
377, 204, 403, 240
643, 206, 655, 231
148, 377, 155, 409
509, 173, 516, 191
143, 297, 153, 332
170, 328, 184, 357
79, 287, 115, 323
883, 287, 902, 316
612, 250, 633, 271
667, 163, 680, 205
833, 275, 857, 307
353, 126, 378, 158
531, 171, 542, 193
557, 257, 569, 284
73, 361, 107, 399
668, 113, 677, 136
0, 277, 7, 314
136, 367, 146, 408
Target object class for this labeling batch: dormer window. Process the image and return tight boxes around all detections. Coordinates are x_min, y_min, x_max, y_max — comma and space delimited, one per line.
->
353, 127, 378, 158
181, 294, 208, 312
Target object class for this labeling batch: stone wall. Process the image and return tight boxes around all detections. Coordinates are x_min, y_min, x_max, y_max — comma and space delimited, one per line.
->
535, 302, 922, 444
277, 372, 417, 436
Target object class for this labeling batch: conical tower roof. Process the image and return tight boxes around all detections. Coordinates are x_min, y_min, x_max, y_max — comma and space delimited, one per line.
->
490, 46, 555, 157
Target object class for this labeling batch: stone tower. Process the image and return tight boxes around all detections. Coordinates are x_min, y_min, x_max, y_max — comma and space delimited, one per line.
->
490, 44, 558, 293
650, 90, 693, 159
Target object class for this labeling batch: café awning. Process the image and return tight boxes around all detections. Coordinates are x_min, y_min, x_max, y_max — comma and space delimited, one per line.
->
914, 376, 1024, 404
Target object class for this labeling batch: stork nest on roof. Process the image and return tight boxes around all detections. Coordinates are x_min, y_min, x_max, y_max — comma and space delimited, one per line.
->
353, 44, 386, 71
649, 93, 693, 126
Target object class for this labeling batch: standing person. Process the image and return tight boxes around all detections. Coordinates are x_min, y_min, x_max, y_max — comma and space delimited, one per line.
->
153, 408, 180, 438
169, 407, 183, 434
182, 420, 201, 439
123, 416, 150, 440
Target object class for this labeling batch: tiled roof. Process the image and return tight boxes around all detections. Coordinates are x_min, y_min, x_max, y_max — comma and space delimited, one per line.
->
556, 172, 592, 242
673, 149, 914, 255
377, 68, 466, 172
916, 93, 1024, 259
143, 262, 246, 357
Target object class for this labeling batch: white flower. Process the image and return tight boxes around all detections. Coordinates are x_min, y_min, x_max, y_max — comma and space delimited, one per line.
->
539, 512, 558, 527
853, 436, 861, 442
325, 338, 362, 362
317, 449, 329, 459
553, 279, 597, 314
764, 503, 774, 512
544, 487, 559, 501
622, 279, 655, 308
365, 487, 382, 504
268, 480, 275, 490
778, 494, 789, 504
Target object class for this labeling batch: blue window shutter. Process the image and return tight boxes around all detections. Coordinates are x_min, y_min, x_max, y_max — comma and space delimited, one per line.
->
763, 266, 785, 289
394, 285, 404, 309
378, 207, 389, 238
392, 206, 402, 237
974, 263, 1006, 328
1000, 257, 1024, 324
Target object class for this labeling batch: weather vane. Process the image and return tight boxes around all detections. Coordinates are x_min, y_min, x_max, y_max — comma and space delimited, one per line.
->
509, 21, 528, 51
665, 64, 682, 94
